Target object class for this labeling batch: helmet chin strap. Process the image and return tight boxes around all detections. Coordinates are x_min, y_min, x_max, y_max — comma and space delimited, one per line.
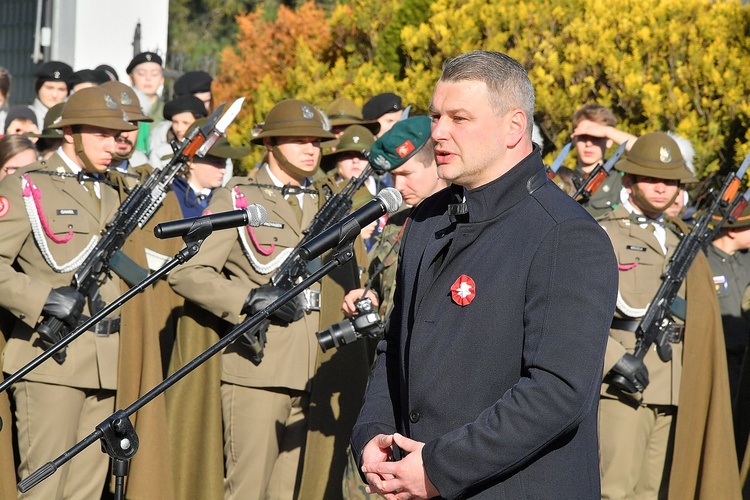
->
73, 132, 98, 172
271, 144, 320, 182
631, 183, 680, 217
113, 148, 134, 162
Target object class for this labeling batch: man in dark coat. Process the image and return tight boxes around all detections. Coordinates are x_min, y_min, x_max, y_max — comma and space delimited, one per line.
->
350, 50, 619, 499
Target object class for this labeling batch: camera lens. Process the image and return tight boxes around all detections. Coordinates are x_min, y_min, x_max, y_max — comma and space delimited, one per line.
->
316, 320, 359, 352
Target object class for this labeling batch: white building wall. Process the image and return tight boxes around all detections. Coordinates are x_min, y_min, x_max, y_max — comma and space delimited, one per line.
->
50, 0, 169, 82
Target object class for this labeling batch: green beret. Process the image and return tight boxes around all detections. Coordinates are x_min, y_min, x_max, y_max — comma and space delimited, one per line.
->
369, 116, 431, 173
616, 132, 694, 181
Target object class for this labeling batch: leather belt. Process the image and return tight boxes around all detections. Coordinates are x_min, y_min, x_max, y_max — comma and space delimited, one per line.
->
79, 315, 121, 336
303, 289, 321, 312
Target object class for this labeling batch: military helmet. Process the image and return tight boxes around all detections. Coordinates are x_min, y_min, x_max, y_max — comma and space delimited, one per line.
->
250, 99, 335, 145
615, 132, 694, 181
326, 97, 380, 135
321, 124, 376, 172
100, 81, 152, 123
49, 87, 136, 131
27, 102, 65, 139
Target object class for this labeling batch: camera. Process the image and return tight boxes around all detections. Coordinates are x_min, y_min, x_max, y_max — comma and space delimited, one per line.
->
316, 298, 383, 352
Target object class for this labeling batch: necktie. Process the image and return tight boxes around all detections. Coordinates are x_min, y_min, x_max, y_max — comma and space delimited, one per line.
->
287, 194, 303, 224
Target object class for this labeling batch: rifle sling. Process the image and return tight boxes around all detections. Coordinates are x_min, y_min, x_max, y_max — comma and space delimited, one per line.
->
109, 250, 150, 287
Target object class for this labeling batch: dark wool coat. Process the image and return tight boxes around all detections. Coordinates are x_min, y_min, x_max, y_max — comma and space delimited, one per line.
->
352, 148, 619, 499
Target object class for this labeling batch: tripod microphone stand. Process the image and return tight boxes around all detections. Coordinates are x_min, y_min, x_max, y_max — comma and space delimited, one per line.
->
17, 239, 356, 498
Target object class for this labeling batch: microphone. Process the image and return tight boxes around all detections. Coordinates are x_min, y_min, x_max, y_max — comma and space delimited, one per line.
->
154, 204, 268, 239
299, 187, 402, 261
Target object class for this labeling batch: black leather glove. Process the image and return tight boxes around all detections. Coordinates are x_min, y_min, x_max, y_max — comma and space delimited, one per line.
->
42, 286, 85, 327
242, 284, 305, 325
609, 353, 650, 393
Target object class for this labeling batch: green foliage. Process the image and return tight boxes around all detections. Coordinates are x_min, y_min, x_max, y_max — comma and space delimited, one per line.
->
212, 0, 750, 179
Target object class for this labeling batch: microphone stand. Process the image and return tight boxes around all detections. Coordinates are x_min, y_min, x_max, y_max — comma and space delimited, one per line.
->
17, 239, 357, 498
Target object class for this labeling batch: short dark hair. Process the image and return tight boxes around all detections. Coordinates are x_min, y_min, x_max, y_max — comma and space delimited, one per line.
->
0, 135, 37, 169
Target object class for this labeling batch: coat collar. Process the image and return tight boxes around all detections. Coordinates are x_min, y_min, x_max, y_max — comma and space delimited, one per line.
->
459, 146, 546, 224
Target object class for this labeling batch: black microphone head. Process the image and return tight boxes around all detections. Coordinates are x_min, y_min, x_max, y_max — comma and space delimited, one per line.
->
378, 187, 402, 214
246, 203, 268, 227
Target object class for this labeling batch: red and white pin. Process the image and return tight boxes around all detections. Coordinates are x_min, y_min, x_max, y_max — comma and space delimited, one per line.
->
450, 274, 476, 306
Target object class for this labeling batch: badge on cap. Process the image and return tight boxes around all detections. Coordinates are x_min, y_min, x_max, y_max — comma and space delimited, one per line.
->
372, 155, 391, 171
659, 147, 671, 163
450, 274, 475, 306
396, 140, 415, 158
301, 105, 314, 120
105, 94, 118, 109
53, 71, 61, 79
146, 54, 153, 62
120, 92, 132, 106
0, 197, 9, 218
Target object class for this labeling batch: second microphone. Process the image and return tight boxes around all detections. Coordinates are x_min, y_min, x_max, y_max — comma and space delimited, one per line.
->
154, 204, 268, 239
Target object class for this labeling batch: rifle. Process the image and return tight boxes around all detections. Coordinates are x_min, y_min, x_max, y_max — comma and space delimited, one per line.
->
243, 164, 378, 362
546, 142, 571, 179
609, 154, 750, 398
36, 98, 245, 363
572, 141, 628, 201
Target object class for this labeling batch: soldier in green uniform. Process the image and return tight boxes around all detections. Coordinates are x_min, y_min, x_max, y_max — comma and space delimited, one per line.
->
597, 132, 740, 499
167, 99, 372, 499
0, 86, 135, 499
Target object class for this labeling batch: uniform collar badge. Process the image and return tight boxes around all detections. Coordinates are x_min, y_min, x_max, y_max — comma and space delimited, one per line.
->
450, 274, 476, 306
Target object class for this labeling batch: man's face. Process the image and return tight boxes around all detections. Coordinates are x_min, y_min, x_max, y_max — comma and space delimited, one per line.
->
574, 133, 608, 169
624, 175, 680, 218
376, 110, 403, 138
38, 81, 68, 108
129, 62, 164, 97
189, 158, 226, 190
115, 128, 139, 158
73, 125, 119, 173
5, 119, 40, 139
335, 151, 368, 181
194, 91, 212, 112
171, 111, 197, 142
430, 80, 511, 190
274, 136, 322, 176
391, 156, 443, 207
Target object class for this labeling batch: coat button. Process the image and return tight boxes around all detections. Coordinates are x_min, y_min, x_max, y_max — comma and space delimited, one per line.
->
409, 410, 421, 423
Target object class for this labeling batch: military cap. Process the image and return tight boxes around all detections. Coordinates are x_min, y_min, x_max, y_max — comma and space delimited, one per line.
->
68, 69, 110, 88
615, 132, 694, 181
4, 105, 38, 131
369, 115, 432, 173
95, 64, 119, 82
713, 203, 750, 229
27, 102, 65, 139
101, 81, 152, 122
326, 97, 380, 135
174, 71, 213, 96
163, 95, 208, 121
362, 92, 404, 121
49, 87, 136, 131
126, 52, 163, 74
34, 61, 73, 92
321, 125, 376, 172
250, 99, 335, 145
